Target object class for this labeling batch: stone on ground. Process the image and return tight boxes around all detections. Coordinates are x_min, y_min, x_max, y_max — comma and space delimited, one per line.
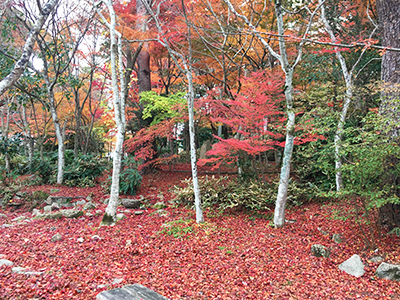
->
51, 233, 62, 242
338, 254, 365, 277
84, 202, 97, 210
121, 198, 141, 209
311, 244, 330, 258
376, 262, 400, 281
96, 283, 169, 300
0, 259, 13, 266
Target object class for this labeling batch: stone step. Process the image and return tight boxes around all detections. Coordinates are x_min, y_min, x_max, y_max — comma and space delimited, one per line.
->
97, 284, 169, 300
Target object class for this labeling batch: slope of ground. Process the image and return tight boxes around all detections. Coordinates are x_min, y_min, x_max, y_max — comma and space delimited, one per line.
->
0, 166, 399, 299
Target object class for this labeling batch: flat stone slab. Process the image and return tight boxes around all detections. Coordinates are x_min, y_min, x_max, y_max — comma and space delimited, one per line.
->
97, 284, 169, 300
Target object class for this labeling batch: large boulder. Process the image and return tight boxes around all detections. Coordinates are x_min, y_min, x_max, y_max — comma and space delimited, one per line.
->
199, 140, 212, 160
376, 262, 400, 281
338, 254, 365, 277
122, 198, 141, 209
311, 244, 330, 258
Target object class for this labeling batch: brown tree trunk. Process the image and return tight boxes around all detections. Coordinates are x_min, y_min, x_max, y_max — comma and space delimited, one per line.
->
376, 0, 400, 229
377, 0, 400, 130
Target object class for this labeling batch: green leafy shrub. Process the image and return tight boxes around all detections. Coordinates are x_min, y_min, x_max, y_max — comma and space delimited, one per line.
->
174, 175, 315, 211
174, 176, 273, 211
32, 190, 49, 202
28, 152, 58, 184
119, 168, 142, 195
103, 156, 142, 195
338, 112, 400, 248
63, 154, 109, 187
0, 184, 20, 206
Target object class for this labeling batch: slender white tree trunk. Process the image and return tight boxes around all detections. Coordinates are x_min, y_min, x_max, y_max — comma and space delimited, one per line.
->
319, 0, 376, 191
274, 72, 295, 228
224, 0, 322, 228
48, 93, 65, 184
187, 71, 204, 223
143, 0, 204, 223
21, 105, 34, 166
99, 0, 127, 226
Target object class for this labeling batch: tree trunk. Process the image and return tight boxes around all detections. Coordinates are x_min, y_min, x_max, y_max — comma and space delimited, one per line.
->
376, 0, 400, 229
377, 0, 400, 131
100, 0, 127, 226
0, 0, 59, 97
274, 73, 295, 228
187, 70, 204, 223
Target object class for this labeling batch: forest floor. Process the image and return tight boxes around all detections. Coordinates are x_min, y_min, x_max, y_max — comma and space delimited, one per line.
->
0, 164, 399, 299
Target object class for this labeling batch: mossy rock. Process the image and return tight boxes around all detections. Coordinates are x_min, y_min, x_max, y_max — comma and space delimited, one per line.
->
101, 212, 116, 226
60, 210, 83, 219
43, 212, 63, 220
152, 201, 167, 209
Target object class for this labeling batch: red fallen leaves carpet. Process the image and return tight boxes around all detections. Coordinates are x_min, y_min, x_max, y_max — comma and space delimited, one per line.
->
0, 166, 399, 299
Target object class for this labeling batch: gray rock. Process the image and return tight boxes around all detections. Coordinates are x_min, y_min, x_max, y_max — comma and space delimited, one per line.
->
46, 196, 72, 205
96, 210, 103, 215
96, 283, 170, 300
153, 202, 167, 210
60, 209, 83, 219
32, 209, 41, 217
97, 284, 109, 289
134, 210, 144, 215
42, 212, 63, 220
44, 205, 53, 213
116, 213, 125, 220
317, 227, 329, 236
311, 244, 330, 258
51, 233, 62, 242
61, 202, 74, 208
84, 202, 97, 211
86, 195, 93, 202
339, 254, 365, 277
332, 233, 342, 243
369, 256, 384, 263
0, 259, 13, 266
11, 216, 26, 222
51, 202, 61, 210
112, 278, 123, 285
76, 200, 86, 206
91, 235, 101, 241
12, 267, 26, 274
1, 224, 13, 228
85, 212, 94, 217
376, 262, 400, 281
23, 271, 43, 276
121, 198, 141, 209
77, 237, 84, 243
0, 213, 7, 218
